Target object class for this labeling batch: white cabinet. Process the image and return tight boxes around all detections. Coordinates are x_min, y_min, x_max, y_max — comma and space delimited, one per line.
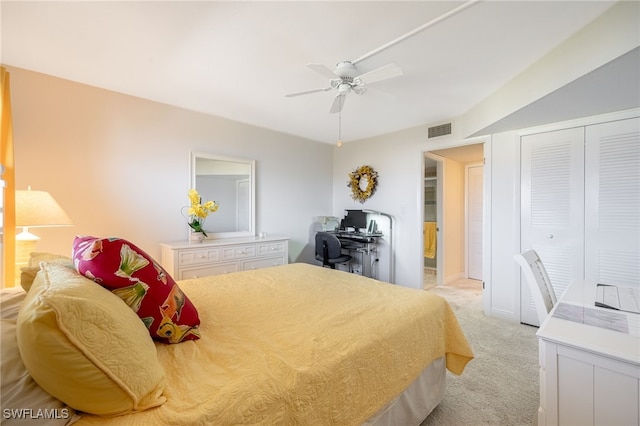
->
161, 235, 289, 280
537, 280, 640, 426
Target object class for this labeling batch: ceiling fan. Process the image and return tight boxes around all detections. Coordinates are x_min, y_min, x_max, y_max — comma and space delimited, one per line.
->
285, 0, 479, 115
285, 61, 403, 114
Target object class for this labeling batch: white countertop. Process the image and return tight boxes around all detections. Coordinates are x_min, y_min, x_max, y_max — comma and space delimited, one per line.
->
161, 234, 289, 249
537, 280, 640, 365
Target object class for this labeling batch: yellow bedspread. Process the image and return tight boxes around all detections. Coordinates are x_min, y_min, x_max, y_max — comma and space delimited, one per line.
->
77, 263, 473, 425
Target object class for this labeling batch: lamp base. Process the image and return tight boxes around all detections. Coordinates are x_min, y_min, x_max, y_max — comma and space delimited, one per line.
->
15, 232, 39, 287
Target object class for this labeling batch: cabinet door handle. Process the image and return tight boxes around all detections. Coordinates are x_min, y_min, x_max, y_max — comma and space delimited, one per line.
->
547, 234, 554, 239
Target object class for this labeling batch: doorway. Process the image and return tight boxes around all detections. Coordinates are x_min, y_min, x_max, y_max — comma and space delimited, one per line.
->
423, 154, 443, 288
423, 143, 484, 288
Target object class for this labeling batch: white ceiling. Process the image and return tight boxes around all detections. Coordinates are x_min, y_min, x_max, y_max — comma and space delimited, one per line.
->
1, 1, 621, 144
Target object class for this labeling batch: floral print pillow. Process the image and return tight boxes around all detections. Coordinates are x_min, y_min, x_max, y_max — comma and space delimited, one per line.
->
72, 236, 200, 344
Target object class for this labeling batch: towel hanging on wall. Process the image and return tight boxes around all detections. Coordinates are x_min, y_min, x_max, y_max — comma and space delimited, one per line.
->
424, 222, 436, 258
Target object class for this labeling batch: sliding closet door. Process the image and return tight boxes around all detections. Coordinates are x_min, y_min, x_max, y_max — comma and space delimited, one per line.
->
585, 117, 640, 286
520, 128, 585, 326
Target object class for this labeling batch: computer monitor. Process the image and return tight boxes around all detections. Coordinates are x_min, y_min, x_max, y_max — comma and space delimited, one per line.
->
343, 210, 367, 231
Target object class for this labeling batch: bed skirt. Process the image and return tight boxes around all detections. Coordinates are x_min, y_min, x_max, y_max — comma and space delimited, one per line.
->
365, 356, 446, 425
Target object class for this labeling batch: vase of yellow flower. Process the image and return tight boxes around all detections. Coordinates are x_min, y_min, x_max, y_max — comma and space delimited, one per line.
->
183, 189, 219, 242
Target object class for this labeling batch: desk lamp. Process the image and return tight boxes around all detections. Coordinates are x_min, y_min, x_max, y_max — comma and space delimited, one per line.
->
15, 187, 73, 285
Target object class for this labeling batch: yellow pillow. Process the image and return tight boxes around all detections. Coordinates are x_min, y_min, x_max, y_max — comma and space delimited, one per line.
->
16, 261, 166, 416
20, 252, 72, 292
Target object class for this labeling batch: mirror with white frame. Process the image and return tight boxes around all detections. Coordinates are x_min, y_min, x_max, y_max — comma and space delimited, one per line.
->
190, 152, 255, 239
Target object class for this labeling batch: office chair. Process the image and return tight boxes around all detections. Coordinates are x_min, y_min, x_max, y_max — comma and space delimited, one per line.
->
315, 232, 352, 270
514, 249, 557, 325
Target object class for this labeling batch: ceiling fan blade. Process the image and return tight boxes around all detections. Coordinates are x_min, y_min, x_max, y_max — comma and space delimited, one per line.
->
355, 63, 403, 85
307, 63, 339, 79
329, 94, 347, 114
285, 87, 332, 97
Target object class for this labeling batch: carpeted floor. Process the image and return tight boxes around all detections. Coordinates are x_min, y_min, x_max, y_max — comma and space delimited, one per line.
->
420, 279, 539, 426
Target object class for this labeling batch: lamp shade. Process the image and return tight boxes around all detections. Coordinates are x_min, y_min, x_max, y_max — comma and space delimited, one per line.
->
15, 189, 73, 228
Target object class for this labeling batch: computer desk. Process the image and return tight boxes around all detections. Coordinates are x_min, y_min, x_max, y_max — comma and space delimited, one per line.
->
332, 231, 382, 279
536, 279, 640, 425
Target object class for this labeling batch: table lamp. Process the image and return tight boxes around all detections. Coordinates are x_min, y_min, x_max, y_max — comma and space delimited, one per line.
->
15, 187, 73, 285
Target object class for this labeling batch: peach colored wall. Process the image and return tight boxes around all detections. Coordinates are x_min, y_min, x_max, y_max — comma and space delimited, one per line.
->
442, 158, 465, 282
8, 67, 333, 263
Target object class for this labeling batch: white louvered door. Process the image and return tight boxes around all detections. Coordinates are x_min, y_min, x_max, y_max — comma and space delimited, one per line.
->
585, 118, 640, 287
520, 117, 640, 326
520, 128, 585, 326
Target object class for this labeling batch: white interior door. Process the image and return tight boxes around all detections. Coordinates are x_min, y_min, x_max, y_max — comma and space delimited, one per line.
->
466, 164, 483, 280
520, 128, 585, 326
585, 117, 640, 286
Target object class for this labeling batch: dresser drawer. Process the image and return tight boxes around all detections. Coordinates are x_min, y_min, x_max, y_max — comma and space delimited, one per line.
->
221, 244, 256, 261
257, 241, 287, 256
178, 248, 221, 266
179, 263, 238, 279
243, 256, 286, 271
161, 236, 289, 279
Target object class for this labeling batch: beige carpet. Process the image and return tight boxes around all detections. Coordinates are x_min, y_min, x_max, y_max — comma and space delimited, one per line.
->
421, 279, 539, 426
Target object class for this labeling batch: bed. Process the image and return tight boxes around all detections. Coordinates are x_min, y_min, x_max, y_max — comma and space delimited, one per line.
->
1, 247, 473, 426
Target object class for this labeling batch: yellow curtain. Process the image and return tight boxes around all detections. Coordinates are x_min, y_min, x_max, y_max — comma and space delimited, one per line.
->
1, 66, 16, 287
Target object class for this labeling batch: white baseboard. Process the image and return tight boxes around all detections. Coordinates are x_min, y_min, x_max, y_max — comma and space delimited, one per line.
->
444, 272, 465, 285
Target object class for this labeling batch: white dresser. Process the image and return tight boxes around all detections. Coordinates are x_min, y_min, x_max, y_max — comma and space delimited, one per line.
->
161, 235, 289, 280
537, 280, 640, 426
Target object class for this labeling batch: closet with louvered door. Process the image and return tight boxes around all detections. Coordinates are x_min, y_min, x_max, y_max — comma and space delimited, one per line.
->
520, 117, 640, 325
520, 127, 585, 326
584, 118, 640, 289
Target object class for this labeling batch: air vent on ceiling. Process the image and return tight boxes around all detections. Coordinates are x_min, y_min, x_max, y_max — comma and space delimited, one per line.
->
428, 123, 452, 138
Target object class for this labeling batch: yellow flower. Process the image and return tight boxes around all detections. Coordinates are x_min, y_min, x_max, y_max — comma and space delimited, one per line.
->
184, 189, 219, 237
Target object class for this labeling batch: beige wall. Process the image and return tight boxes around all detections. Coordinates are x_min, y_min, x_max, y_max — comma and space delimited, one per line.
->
442, 158, 465, 282
8, 67, 333, 264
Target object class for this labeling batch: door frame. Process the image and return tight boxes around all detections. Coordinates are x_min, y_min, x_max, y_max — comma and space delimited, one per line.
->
465, 162, 484, 280
423, 152, 445, 286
